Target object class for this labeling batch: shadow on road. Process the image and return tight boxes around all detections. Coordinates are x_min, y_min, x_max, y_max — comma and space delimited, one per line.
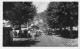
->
47, 29, 78, 39
4, 40, 40, 47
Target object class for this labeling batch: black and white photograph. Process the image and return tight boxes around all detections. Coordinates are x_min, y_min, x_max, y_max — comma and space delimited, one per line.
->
3, 1, 78, 47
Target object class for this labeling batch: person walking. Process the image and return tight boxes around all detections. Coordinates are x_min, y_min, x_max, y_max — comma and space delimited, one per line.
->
27, 30, 32, 40
10, 28, 15, 43
30, 29, 36, 40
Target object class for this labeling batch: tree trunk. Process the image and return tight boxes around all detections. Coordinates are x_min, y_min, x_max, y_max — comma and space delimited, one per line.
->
70, 26, 73, 38
27, 22, 28, 28
19, 24, 21, 30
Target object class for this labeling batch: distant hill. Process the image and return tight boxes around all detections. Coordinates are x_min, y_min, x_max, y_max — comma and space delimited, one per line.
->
33, 11, 49, 30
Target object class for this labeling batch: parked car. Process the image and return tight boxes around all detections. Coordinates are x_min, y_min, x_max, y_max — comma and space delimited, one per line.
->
35, 30, 42, 36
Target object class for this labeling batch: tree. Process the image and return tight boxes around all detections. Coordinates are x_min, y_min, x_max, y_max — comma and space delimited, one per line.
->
47, 2, 78, 28
47, 2, 78, 38
3, 2, 37, 30
57, 2, 78, 27
47, 2, 60, 28
3, 2, 15, 20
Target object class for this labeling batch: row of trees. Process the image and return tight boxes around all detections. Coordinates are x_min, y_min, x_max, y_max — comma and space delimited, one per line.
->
3, 2, 37, 30
47, 2, 78, 29
46, 2, 78, 38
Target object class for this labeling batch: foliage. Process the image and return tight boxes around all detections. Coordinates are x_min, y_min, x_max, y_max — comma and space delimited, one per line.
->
47, 2, 78, 28
3, 2, 37, 29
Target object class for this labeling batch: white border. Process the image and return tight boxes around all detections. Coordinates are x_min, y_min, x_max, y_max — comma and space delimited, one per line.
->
0, 0, 80, 49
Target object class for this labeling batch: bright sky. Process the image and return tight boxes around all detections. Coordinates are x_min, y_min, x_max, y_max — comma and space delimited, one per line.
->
33, 2, 50, 13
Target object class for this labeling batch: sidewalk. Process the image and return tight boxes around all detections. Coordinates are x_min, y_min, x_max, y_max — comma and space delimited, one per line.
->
68, 38, 78, 47
13, 38, 28, 41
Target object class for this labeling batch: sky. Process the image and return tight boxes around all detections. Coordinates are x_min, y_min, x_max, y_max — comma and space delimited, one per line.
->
33, 2, 50, 13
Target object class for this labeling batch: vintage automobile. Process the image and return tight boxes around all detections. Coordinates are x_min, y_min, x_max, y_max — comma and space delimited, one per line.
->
35, 30, 42, 36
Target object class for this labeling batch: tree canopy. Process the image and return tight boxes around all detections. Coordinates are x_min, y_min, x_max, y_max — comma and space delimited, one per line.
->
3, 2, 37, 29
47, 2, 78, 28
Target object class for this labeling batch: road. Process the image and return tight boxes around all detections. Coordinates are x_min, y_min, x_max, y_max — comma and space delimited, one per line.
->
13, 33, 78, 47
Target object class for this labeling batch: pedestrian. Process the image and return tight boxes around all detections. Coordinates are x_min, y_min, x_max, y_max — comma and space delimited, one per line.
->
14, 30, 17, 36
10, 28, 15, 42
27, 30, 32, 40
30, 29, 36, 40
12, 28, 16, 37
